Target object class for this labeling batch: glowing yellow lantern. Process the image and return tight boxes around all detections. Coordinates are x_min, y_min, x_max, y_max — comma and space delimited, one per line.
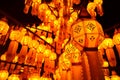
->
28, 40, 39, 49
0, 20, 9, 35
37, 44, 46, 53
20, 35, 32, 46
113, 33, 120, 58
43, 49, 51, 58
71, 19, 105, 80
38, 3, 48, 20
16, 35, 32, 73
101, 38, 116, 67
0, 70, 9, 80
94, 0, 104, 16
8, 74, 20, 80
9, 30, 21, 41
46, 37, 53, 44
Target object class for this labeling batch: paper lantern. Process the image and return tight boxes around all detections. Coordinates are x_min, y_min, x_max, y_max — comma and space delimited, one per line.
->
9, 30, 21, 41
71, 19, 104, 48
20, 35, 32, 46
113, 33, 120, 58
0, 20, 9, 35
0, 70, 9, 80
8, 74, 20, 80
43, 49, 51, 58
100, 38, 116, 67
37, 44, 46, 53
113, 33, 120, 45
49, 52, 57, 61
28, 40, 39, 49
71, 19, 105, 80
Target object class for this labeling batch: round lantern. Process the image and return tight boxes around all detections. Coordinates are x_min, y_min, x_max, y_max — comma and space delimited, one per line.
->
9, 30, 21, 41
8, 74, 20, 80
36, 44, 46, 53
113, 33, 120, 58
28, 39, 39, 49
20, 35, 32, 46
71, 19, 105, 80
49, 52, 57, 61
0, 70, 9, 80
0, 20, 9, 35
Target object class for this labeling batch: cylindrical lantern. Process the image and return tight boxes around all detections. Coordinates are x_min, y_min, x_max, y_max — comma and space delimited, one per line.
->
101, 38, 116, 67
71, 19, 105, 80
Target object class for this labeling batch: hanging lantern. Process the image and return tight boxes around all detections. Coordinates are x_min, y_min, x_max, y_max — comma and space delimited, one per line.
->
49, 52, 57, 61
9, 30, 21, 41
113, 33, 120, 58
43, 49, 51, 58
99, 38, 116, 67
37, 44, 46, 53
31, 0, 41, 16
8, 74, 20, 80
0, 70, 9, 80
0, 20, 9, 36
94, 0, 104, 16
28, 39, 39, 49
20, 35, 32, 46
71, 19, 105, 80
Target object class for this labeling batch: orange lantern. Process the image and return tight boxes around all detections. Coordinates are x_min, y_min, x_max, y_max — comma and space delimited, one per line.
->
0, 70, 9, 80
37, 44, 46, 53
94, 0, 104, 16
20, 35, 32, 46
0, 20, 9, 36
71, 19, 105, 80
28, 39, 39, 49
31, 0, 41, 16
100, 38, 116, 67
113, 33, 120, 58
9, 30, 21, 41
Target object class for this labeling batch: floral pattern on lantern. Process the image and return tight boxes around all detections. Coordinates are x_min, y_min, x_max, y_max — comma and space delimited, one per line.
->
71, 19, 104, 48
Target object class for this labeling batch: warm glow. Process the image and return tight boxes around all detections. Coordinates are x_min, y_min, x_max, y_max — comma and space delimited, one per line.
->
113, 33, 120, 45
0, 70, 9, 80
0, 20, 9, 35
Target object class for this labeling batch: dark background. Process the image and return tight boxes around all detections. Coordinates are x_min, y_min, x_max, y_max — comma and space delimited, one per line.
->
0, 0, 120, 36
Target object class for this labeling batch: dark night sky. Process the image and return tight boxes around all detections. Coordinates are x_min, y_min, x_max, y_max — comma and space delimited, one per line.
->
0, 0, 120, 36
